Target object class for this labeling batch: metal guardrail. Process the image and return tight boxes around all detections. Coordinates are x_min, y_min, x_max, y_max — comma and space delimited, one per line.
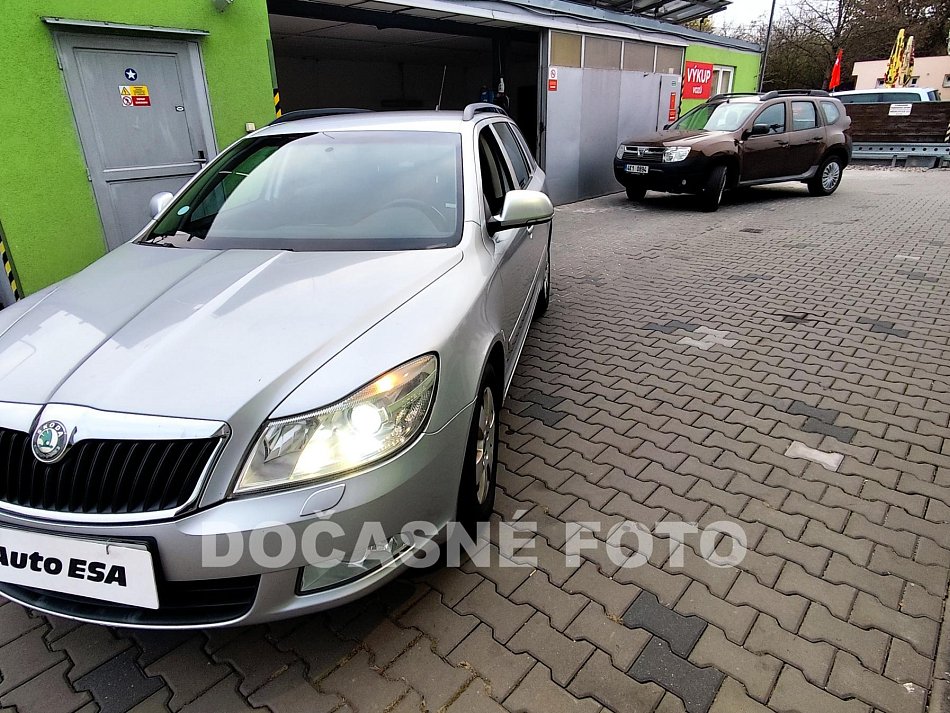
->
853, 142, 950, 167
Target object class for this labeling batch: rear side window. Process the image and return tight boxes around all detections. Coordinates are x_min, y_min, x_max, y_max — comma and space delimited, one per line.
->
820, 101, 841, 124
881, 92, 917, 102
791, 101, 818, 130
754, 103, 786, 134
494, 122, 531, 188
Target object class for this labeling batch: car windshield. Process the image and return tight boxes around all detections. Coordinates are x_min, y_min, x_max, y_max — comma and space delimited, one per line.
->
139, 131, 463, 251
671, 101, 759, 131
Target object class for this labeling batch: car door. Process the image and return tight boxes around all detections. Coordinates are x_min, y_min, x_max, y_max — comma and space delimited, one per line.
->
740, 102, 790, 181
492, 121, 548, 304
785, 100, 825, 175
478, 123, 535, 353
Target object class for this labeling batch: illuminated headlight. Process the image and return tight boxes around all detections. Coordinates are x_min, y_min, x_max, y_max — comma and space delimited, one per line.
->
663, 147, 691, 162
234, 355, 438, 494
616, 145, 627, 160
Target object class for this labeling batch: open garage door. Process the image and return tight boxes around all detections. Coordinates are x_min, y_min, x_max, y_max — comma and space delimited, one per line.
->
268, 1, 541, 156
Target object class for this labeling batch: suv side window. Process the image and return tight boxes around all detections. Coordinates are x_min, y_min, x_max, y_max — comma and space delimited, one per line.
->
478, 127, 515, 216
791, 101, 818, 130
820, 101, 841, 124
493, 122, 532, 188
754, 103, 786, 134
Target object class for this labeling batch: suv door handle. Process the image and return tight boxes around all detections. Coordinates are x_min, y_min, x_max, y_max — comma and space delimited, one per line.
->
808, 137, 823, 143
777, 140, 789, 147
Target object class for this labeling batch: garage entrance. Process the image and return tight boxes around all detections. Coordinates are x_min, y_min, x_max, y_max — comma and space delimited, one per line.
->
268, 1, 541, 155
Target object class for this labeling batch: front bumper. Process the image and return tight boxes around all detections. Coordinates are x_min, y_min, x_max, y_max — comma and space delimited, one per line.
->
613, 156, 710, 194
0, 402, 474, 628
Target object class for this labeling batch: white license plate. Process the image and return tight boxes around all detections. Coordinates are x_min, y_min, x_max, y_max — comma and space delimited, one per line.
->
0, 526, 159, 608
625, 164, 649, 174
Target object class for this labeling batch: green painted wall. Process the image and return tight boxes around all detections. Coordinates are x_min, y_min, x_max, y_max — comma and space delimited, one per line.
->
0, 1, 274, 295
682, 44, 762, 113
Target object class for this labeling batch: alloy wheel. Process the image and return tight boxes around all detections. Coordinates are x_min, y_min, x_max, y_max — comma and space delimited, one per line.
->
474, 386, 497, 505
822, 161, 841, 191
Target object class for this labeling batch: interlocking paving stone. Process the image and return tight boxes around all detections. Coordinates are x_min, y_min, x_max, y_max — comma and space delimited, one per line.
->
622, 591, 707, 657
73, 650, 164, 713
0, 625, 67, 695
856, 316, 910, 338
801, 416, 858, 443
246, 661, 341, 713
6, 174, 950, 713
629, 637, 724, 713
503, 664, 601, 713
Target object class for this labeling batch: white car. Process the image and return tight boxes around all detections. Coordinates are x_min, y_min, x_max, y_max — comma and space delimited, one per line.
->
832, 88, 941, 104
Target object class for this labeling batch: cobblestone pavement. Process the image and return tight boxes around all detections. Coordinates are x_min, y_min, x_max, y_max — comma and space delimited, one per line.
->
2, 169, 950, 713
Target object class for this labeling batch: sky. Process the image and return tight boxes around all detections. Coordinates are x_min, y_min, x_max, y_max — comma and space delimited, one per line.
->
716, 0, 785, 26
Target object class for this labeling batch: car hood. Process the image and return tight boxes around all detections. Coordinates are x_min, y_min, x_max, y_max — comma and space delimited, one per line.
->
0, 244, 461, 420
621, 129, 733, 147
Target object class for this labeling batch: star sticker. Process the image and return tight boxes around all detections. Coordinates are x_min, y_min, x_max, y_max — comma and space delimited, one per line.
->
125, 68, 137, 81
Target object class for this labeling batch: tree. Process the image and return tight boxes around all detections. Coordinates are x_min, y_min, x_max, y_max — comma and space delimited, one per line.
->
712, 0, 950, 90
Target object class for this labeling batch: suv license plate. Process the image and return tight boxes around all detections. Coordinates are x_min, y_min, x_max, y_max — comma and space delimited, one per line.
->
625, 165, 649, 174
0, 526, 159, 608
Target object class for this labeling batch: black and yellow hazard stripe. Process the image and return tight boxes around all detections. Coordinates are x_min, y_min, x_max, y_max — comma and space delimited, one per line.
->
945, 119, 950, 143
0, 234, 21, 302
274, 87, 282, 118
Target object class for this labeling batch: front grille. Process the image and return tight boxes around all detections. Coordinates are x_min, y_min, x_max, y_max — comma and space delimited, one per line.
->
0, 575, 259, 626
622, 146, 665, 163
0, 429, 220, 515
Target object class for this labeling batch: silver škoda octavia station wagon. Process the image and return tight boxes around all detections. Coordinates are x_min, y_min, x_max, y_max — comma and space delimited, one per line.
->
0, 105, 553, 626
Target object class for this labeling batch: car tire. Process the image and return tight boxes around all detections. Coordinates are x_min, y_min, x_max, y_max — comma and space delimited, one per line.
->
808, 155, 844, 196
625, 185, 647, 201
699, 165, 728, 212
456, 364, 501, 532
533, 241, 551, 318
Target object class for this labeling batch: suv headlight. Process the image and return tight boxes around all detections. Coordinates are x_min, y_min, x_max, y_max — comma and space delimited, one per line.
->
616, 145, 627, 160
663, 147, 691, 162
234, 355, 438, 494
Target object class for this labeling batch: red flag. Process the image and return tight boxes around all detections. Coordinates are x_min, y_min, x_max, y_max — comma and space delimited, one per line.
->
829, 48, 843, 90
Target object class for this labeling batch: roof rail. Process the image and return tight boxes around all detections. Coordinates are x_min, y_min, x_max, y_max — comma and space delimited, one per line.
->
709, 92, 761, 101
268, 108, 373, 125
760, 89, 831, 100
463, 102, 508, 121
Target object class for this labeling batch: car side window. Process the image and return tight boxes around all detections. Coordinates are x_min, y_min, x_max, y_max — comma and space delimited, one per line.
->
791, 101, 818, 131
820, 101, 841, 124
754, 103, 786, 134
478, 127, 515, 216
493, 122, 532, 188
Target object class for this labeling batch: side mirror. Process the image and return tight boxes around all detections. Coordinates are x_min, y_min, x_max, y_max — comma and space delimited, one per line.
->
148, 192, 174, 220
745, 123, 771, 138
488, 190, 554, 236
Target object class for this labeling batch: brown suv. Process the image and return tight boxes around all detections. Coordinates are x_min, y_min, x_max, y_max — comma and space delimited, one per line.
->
613, 90, 852, 211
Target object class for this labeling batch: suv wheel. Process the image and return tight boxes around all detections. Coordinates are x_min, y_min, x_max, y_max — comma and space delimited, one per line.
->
699, 165, 728, 212
625, 185, 647, 201
808, 155, 844, 196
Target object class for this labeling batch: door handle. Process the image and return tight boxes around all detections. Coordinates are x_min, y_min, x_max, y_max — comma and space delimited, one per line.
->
778, 141, 789, 147
195, 150, 208, 165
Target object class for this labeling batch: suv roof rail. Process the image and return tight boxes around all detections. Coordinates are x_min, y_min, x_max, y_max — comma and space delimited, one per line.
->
462, 102, 508, 121
709, 92, 761, 101
268, 108, 373, 125
760, 89, 831, 100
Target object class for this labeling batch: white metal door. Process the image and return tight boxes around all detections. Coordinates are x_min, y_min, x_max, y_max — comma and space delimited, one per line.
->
54, 33, 217, 250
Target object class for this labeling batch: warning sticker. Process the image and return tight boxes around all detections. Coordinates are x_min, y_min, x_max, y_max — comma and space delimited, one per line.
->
119, 85, 151, 107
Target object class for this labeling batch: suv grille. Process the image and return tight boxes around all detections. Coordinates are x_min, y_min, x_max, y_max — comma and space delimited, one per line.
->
0, 428, 220, 515
621, 146, 665, 163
